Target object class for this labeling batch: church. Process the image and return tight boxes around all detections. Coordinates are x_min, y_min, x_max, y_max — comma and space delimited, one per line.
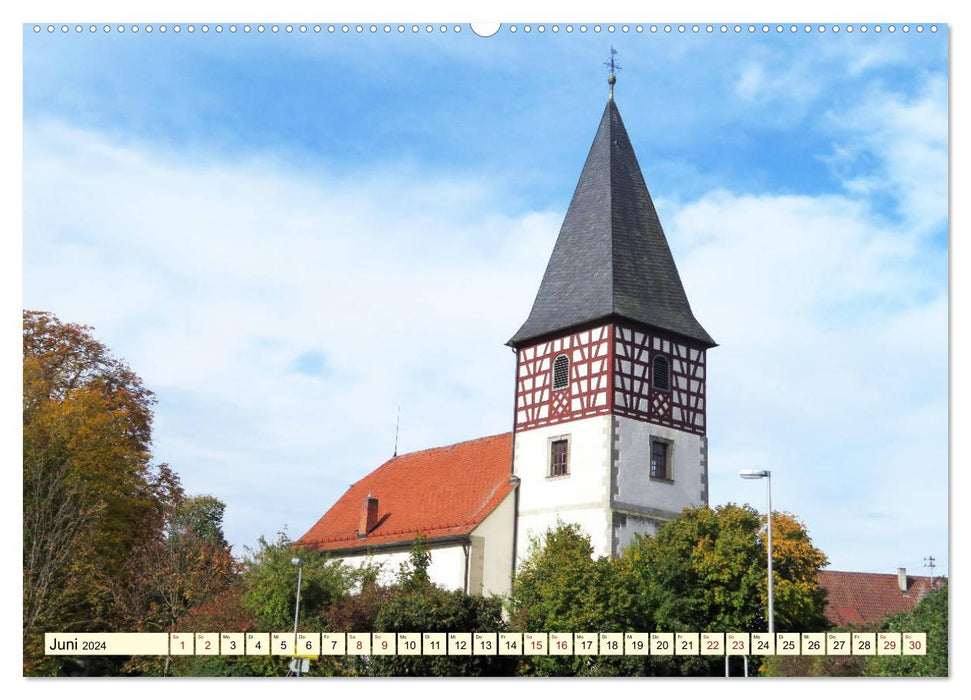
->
298, 74, 715, 598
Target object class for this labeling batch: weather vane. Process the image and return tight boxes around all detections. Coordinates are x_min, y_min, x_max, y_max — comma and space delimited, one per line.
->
604, 46, 621, 100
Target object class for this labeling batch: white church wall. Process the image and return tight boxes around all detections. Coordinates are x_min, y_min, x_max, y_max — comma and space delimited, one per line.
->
517, 508, 613, 560
612, 513, 662, 555
335, 542, 467, 593
513, 413, 614, 558
472, 489, 517, 598
612, 414, 707, 519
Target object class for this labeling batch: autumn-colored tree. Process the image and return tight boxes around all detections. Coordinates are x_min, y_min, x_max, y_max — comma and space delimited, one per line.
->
627, 504, 829, 675
111, 495, 240, 675
511, 508, 828, 677
23, 311, 181, 674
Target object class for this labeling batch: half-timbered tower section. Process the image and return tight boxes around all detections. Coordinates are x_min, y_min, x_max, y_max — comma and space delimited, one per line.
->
509, 84, 716, 560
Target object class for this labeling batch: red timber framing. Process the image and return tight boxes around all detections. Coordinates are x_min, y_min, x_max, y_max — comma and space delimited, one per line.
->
613, 323, 707, 436
514, 322, 707, 436
515, 324, 612, 431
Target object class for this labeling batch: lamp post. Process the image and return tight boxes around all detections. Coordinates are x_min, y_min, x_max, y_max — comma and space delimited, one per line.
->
740, 469, 773, 636
291, 557, 304, 676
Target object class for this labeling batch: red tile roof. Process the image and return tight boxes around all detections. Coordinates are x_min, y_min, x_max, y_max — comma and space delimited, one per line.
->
818, 570, 943, 627
299, 433, 515, 552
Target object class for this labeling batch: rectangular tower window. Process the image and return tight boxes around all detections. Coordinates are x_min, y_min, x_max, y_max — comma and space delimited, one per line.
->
650, 440, 672, 481
550, 438, 569, 477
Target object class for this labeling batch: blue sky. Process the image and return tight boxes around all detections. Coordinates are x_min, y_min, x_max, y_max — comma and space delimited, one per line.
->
22, 22, 948, 578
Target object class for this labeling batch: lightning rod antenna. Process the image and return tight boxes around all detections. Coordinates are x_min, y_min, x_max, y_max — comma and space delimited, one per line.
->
393, 405, 400, 457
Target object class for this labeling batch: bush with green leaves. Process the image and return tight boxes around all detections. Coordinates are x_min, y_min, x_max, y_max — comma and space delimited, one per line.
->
509, 522, 645, 676
867, 582, 947, 677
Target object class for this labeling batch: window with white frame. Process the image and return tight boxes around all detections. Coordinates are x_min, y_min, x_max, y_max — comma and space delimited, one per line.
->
550, 438, 569, 477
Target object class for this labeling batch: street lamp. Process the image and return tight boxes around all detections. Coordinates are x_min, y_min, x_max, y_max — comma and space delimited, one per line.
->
291, 557, 304, 676
740, 469, 773, 636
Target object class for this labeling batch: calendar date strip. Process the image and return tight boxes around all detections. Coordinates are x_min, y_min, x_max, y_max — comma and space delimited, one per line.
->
45, 631, 926, 657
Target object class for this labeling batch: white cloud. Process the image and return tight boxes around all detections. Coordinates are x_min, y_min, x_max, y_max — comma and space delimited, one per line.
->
735, 62, 766, 101
24, 119, 562, 552
825, 74, 948, 235
671, 188, 946, 573
24, 94, 947, 575
732, 56, 825, 121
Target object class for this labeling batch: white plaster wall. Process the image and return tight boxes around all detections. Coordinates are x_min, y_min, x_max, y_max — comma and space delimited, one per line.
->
613, 415, 706, 517
513, 414, 613, 559
517, 508, 613, 560
613, 513, 662, 555
337, 543, 467, 592
472, 490, 517, 598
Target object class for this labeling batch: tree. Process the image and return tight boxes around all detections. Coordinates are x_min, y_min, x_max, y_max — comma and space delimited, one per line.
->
169, 495, 230, 549
241, 531, 351, 633
510, 508, 829, 677
232, 532, 351, 677
23, 311, 181, 674
163, 532, 352, 677
397, 536, 432, 590
163, 585, 261, 677
509, 523, 640, 676
112, 494, 239, 676
627, 504, 829, 675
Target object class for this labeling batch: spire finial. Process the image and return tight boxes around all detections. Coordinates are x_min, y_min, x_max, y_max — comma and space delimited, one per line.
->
604, 46, 621, 100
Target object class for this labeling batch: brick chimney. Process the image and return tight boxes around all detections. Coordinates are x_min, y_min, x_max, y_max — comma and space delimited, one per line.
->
358, 494, 379, 538
898, 567, 909, 596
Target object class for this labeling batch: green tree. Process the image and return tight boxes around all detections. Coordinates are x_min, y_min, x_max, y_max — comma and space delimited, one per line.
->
397, 536, 432, 590
762, 583, 948, 678
169, 495, 230, 549
509, 522, 640, 676
169, 531, 352, 677
242, 531, 351, 632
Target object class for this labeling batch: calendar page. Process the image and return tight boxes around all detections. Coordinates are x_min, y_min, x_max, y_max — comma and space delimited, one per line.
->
20, 2, 949, 681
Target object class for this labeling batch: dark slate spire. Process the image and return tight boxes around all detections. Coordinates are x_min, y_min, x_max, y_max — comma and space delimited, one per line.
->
508, 97, 715, 348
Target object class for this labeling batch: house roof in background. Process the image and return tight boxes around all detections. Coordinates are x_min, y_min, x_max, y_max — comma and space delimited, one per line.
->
818, 569, 943, 627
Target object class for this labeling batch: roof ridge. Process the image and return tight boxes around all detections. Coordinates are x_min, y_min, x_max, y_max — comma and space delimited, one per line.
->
821, 569, 943, 578
341, 432, 512, 493
388, 431, 512, 461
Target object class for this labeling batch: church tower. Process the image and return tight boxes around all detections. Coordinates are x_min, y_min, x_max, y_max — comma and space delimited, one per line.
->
509, 76, 716, 560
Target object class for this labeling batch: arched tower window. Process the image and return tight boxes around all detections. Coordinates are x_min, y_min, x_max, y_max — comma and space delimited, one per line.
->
652, 355, 670, 391
552, 354, 570, 391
